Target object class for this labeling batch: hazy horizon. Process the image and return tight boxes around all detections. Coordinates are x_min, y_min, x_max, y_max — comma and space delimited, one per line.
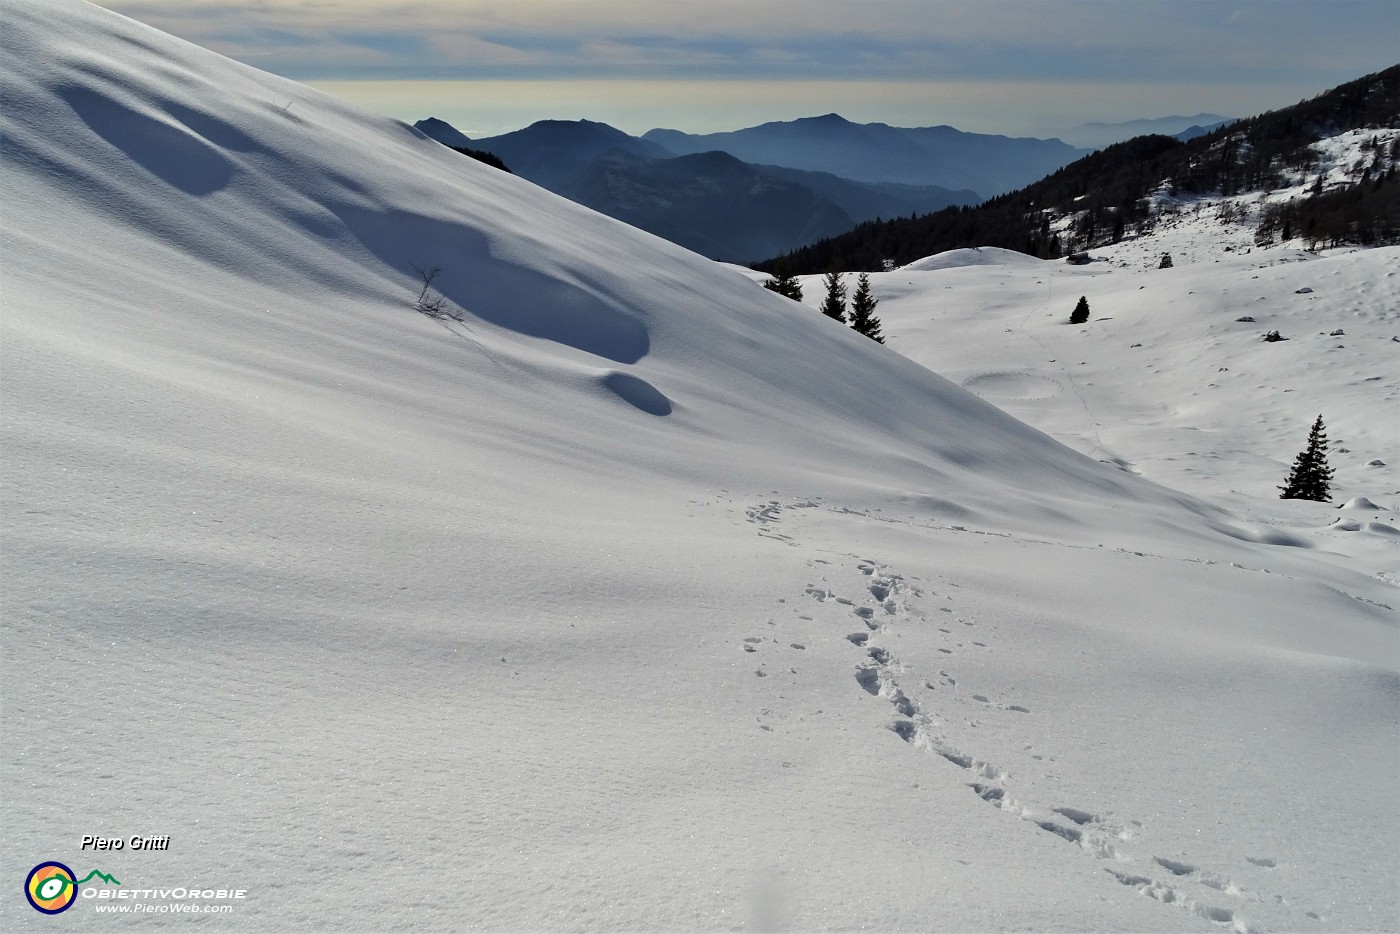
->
305, 77, 1251, 141
92, 1, 1398, 140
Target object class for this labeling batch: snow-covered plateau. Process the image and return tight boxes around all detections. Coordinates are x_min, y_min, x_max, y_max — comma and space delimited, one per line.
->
2, 2, 1396, 931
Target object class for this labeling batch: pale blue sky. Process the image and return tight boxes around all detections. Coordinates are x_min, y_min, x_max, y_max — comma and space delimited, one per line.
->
96, 0, 1400, 138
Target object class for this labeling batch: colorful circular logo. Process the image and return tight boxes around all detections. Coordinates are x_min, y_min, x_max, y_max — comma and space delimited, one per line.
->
25, 862, 77, 914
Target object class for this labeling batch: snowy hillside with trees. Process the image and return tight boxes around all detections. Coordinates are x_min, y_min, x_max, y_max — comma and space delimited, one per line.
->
764, 66, 1400, 274
1, 2, 1395, 931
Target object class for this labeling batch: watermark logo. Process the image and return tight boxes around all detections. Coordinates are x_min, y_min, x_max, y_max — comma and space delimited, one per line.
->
24, 862, 120, 915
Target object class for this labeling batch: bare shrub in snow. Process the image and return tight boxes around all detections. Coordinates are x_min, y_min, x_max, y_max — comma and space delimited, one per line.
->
411, 263, 461, 320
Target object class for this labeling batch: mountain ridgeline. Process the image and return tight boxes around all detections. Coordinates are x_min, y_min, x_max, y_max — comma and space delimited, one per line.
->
643, 113, 1083, 196
759, 65, 1400, 274
414, 117, 1059, 262
1054, 114, 1235, 149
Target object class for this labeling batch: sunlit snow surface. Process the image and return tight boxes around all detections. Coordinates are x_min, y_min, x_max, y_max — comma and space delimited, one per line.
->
2, 2, 1396, 931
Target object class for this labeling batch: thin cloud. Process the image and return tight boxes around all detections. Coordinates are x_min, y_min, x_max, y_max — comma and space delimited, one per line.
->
96, 1, 1398, 133
97, 0, 1396, 82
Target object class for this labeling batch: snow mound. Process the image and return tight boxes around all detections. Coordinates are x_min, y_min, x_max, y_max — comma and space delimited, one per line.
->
900, 246, 1046, 272
1332, 518, 1399, 535
1339, 496, 1388, 511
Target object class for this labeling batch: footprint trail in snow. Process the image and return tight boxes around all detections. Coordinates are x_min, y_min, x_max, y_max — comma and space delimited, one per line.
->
724, 492, 1332, 934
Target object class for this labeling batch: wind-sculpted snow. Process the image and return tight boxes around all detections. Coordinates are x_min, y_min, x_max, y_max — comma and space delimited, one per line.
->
0, 0, 1201, 528
1, 2, 1396, 931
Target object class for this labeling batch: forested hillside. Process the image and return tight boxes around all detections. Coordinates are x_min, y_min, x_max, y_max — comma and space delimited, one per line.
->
762, 66, 1399, 273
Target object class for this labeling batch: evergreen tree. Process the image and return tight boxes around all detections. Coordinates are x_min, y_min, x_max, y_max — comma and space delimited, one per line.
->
848, 273, 885, 343
1069, 295, 1090, 324
1158, 253, 1173, 268
1279, 414, 1336, 502
762, 266, 804, 301
819, 271, 847, 323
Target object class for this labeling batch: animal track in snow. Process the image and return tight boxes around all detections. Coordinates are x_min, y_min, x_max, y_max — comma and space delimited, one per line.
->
969, 782, 1032, 815
931, 745, 1008, 782
1037, 820, 1084, 844
887, 689, 916, 717
746, 502, 782, 524
753, 499, 1291, 933
737, 502, 1250, 925
1198, 873, 1248, 897
1051, 806, 1097, 825
971, 782, 1005, 803
793, 540, 1249, 925
855, 665, 882, 696
1106, 870, 1256, 932
938, 748, 973, 769
1155, 856, 1197, 876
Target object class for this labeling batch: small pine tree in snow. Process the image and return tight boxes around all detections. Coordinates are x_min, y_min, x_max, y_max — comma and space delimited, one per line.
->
1279, 414, 1336, 502
819, 271, 847, 323
1159, 253, 1173, 269
848, 273, 885, 343
1069, 295, 1090, 324
762, 267, 803, 301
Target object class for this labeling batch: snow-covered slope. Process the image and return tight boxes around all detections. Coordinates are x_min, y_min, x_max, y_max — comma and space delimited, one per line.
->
836, 230, 1399, 578
2, 2, 1396, 931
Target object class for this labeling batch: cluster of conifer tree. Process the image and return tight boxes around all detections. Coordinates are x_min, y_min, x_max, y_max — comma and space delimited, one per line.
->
758, 66, 1399, 275
762, 268, 884, 342
450, 147, 512, 173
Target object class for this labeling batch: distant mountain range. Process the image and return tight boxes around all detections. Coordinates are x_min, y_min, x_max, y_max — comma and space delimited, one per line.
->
643, 114, 1082, 195
413, 112, 1254, 263
416, 116, 987, 261
1054, 114, 1236, 149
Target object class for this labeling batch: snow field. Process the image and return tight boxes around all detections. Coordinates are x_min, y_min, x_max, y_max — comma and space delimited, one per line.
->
1, 2, 1396, 930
